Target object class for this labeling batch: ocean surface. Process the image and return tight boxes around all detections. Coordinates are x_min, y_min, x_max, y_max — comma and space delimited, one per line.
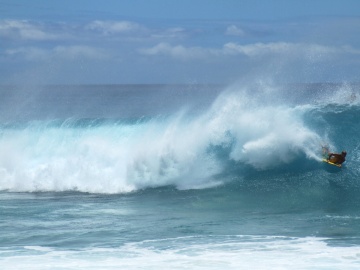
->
1, 83, 360, 269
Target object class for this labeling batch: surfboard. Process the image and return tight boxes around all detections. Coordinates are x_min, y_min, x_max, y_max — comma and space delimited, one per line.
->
322, 158, 342, 168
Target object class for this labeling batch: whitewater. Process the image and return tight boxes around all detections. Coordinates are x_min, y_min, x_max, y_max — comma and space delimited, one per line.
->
1, 83, 360, 269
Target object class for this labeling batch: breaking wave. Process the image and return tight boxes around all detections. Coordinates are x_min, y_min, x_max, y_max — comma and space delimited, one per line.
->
0, 83, 359, 193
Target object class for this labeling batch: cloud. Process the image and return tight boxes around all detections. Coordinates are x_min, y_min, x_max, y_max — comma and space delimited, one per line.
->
225, 25, 245, 36
0, 20, 58, 41
223, 42, 339, 57
86, 20, 142, 35
5, 47, 48, 61
340, 45, 360, 55
140, 42, 358, 60
139, 42, 212, 59
151, 27, 188, 39
85, 20, 189, 41
53, 45, 108, 60
5, 45, 108, 61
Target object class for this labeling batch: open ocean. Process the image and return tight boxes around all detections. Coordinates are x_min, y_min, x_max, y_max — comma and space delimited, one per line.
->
1, 83, 360, 269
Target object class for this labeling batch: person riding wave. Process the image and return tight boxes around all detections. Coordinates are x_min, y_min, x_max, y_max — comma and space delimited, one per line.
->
322, 146, 347, 165
328, 151, 347, 165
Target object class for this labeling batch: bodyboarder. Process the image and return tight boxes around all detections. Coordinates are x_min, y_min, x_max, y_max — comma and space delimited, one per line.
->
322, 146, 347, 165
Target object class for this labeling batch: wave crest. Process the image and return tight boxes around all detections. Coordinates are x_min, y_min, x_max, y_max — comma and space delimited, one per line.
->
1, 84, 352, 194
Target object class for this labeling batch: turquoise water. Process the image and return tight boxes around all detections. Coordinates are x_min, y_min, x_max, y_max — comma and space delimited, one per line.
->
1, 83, 360, 269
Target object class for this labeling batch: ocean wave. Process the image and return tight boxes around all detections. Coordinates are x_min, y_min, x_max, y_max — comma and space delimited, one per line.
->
0, 84, 359, 193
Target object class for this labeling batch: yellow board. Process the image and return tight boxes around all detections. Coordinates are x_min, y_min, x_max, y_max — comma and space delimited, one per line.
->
322, 158, 342, 168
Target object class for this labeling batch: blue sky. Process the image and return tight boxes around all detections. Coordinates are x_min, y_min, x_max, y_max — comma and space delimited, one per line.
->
1, 0, 360, 84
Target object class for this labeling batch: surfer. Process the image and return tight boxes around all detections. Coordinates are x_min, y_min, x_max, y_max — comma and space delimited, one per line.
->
327, 151, 347, 165
322, 146, 347, 165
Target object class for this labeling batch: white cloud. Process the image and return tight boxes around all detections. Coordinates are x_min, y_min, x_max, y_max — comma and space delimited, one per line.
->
5, 46, 108, 61
140, 42, 355, 60
53, 45, 108, 60
151, 27, 187, 39
223, 42, 339, 57
223, 42, 294, 56
86, 20, 142, 35
139, 42, 213, 59
86, 21, 189, 40
340, 45, 360, 55
225, 25, 245, 36
5, 47, 49, 61
0, 20, 58, 40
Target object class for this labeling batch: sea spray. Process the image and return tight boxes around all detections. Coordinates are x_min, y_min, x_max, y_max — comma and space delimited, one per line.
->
201, 88, 322, 169
0, 84, 332, 193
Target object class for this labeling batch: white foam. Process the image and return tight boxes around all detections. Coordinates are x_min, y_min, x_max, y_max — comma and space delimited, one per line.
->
200, 88, 322, 169
2, 236, 360, 269
0, 85, 324, 193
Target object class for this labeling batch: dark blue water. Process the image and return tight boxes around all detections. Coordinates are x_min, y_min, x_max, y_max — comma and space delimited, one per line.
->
1, 83, 360, 269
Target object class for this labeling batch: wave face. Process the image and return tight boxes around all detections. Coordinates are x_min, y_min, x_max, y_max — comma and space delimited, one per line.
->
0, 83, 359, 193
